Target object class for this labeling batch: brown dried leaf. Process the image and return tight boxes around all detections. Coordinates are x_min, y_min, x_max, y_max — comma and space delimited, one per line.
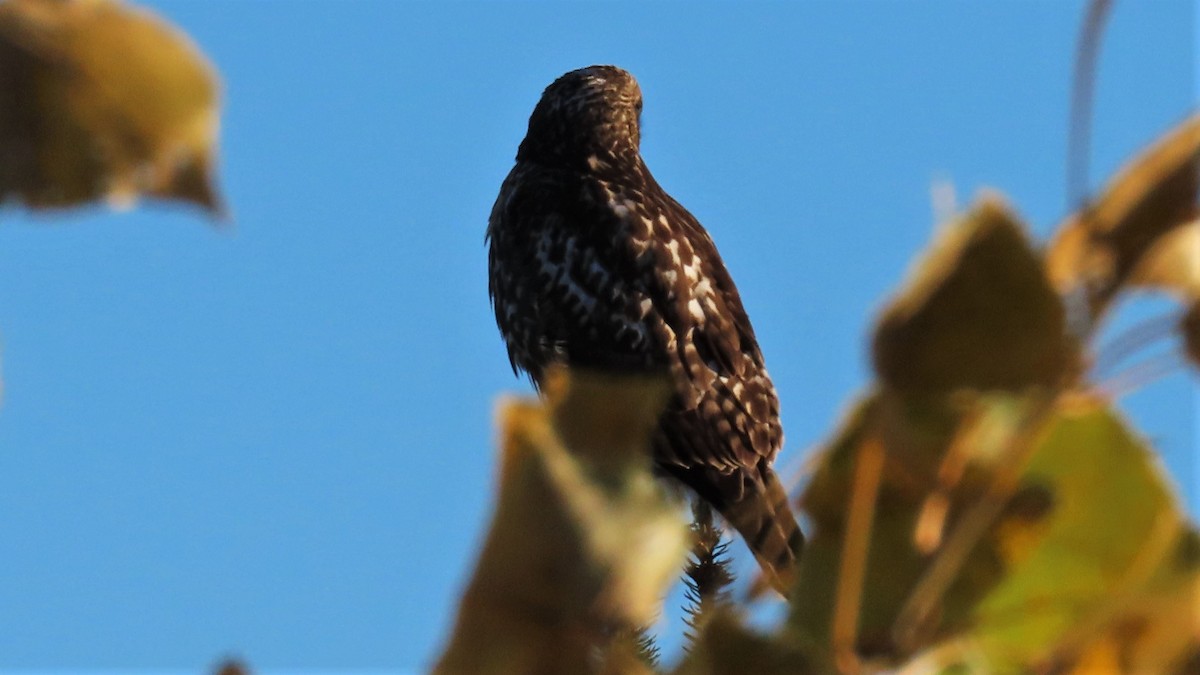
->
1046, 114, 1200, 315
873, 195, 1074, 393
0, 0, 223, 214
434, 369, 687, 675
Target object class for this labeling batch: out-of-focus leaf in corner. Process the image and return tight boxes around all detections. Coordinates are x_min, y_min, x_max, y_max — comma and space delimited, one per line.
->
0, 0, 224, 215
1046, 114, 1200, 318
873, 195, 1076, 393
433, 368, 688, 675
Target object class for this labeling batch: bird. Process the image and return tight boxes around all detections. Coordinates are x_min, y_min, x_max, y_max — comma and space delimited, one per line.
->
486, 65, 803, 594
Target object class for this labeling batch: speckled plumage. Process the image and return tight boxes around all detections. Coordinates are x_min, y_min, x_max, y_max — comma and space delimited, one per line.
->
487, 65, 803, 592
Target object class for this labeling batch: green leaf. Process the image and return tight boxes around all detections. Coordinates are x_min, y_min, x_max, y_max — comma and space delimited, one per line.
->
953, 399, 1194, 671
791, 391, 1196, 673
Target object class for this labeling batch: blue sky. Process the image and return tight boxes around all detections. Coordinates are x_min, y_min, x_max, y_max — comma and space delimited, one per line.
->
0, 0, 1194, 670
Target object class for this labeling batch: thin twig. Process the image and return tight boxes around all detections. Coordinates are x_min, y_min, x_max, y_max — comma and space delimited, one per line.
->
1067, 0, 1114, 210
832, 436, 886, 674
1098, 351, 1186, 399
914, 404, 986, 555
1091, 311, 1181, 377
891, 392, 1057, 652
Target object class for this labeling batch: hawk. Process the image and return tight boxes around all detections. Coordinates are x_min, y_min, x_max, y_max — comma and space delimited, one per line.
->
487, 65, 803, 594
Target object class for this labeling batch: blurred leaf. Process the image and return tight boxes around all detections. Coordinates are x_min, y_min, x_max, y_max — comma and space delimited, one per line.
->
1046, 114, 1200, 316
873, 196, 1074, 393
607, 624, 662, 675
434, 368, 688, 675
0, 0, 223, 214
792, 391, 1196, 671
958, 400, 1194, 671
674, 612, 814, 675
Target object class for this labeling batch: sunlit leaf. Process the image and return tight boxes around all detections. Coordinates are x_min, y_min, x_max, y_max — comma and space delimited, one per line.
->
959, 400, 1189, 668
873, 196, 1074, 393
0, 0, 223, 214
434, 368, 687, 675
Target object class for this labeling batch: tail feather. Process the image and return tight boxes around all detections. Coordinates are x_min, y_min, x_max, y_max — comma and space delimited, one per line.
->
664, 462, 804, 596
721, 468, 804, 595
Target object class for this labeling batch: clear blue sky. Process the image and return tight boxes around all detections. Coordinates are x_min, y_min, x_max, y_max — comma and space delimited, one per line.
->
0, 0, 1194, 670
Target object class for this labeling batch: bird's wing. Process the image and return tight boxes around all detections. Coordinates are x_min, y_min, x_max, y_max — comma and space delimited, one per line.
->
630, 190, 783, 472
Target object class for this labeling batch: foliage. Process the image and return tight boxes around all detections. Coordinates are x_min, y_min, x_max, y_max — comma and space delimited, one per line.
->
433, 368, 689, 674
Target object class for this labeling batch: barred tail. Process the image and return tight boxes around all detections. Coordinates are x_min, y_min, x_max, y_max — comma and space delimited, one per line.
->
720, 468, 804, 595
666, 463, 804, 596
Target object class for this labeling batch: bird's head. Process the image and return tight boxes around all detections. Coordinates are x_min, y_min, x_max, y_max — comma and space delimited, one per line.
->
517, 65, 643, 171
